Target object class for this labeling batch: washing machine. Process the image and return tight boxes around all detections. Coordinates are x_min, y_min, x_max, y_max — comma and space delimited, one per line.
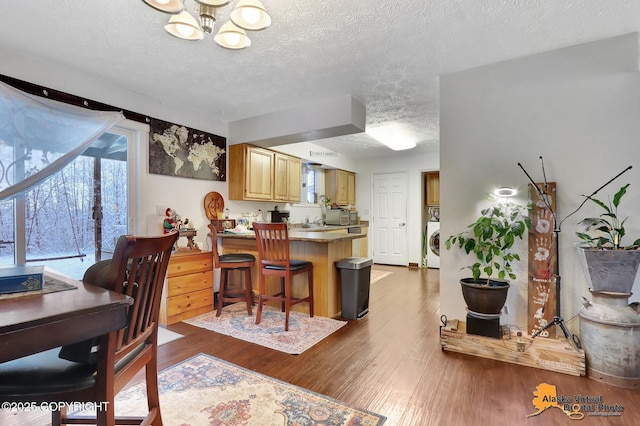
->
426, 222, 440, 269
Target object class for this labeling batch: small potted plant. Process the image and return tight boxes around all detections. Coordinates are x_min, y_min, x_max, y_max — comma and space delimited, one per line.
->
445, 201, 531, 314
319, 195, 332, 207
576, 183, 640, 293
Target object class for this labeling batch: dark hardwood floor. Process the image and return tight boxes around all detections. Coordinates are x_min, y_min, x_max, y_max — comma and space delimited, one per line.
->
3, 266, 638, 425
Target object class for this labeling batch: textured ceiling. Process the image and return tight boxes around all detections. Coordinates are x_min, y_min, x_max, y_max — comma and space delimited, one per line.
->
1, 0, 639, 159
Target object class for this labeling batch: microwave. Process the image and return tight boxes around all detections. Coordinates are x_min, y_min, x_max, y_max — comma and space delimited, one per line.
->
325, 209, 350, 226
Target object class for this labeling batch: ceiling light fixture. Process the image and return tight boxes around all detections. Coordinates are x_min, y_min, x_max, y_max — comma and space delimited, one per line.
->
366, 123, 418, 151
142, 0, 271, 50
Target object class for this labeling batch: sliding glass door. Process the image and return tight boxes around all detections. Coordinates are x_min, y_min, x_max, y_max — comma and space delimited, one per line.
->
0, 129, 132, 279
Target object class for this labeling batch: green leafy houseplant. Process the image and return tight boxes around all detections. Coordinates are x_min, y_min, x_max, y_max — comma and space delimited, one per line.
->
445, 201, 531, 284
319, 195, 332, 207
576, 183, 640, 250
576, 183, 640, 294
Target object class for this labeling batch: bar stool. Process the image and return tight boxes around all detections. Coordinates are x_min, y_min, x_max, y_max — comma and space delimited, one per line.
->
252, 222, 314, 331
208, 224, 256, 316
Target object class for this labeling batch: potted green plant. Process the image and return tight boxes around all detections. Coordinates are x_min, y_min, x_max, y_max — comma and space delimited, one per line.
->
319, 195, 332, 207
445, 201, 531, 314
576, 183, 640, 293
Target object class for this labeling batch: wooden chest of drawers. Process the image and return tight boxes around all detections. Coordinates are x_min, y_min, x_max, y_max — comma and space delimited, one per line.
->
164, 250, 213, 325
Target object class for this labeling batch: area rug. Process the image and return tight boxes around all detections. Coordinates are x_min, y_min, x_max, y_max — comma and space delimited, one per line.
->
184, 302, 346, 354
370, 270, 393, 284
78, 353, 386, 425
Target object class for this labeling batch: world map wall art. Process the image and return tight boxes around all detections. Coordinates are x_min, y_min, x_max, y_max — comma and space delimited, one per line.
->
148, 118, 227, 181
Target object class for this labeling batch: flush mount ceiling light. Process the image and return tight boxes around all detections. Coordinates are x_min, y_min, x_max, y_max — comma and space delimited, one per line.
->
142, 0, 271, 49
366, 123, 418, 151
494, 187, 518, 197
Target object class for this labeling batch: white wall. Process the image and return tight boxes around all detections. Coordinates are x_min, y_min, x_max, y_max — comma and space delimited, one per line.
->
0, 46, 231, 248
356, 151, 439, 264
271, 141, 358, 172
440, 33, 640, 331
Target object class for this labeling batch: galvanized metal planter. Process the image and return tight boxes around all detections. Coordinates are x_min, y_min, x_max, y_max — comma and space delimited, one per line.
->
579, 291, 640, 388
577, 247, 640, 293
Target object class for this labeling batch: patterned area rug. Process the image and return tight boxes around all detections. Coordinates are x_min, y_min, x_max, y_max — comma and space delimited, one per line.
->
184, 302, 346, 354
92, 353, 386, 425
370, 270, 393, 284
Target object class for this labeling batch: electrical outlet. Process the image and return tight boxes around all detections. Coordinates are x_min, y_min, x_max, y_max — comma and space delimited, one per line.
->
502, 305, 509, 315
156, 205, 168, 216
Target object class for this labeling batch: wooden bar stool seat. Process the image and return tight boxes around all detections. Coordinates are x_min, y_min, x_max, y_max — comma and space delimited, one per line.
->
208, 224, 255, 316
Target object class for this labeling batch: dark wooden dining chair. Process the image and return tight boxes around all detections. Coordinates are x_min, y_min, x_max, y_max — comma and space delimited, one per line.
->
252, 222, 314, 331
0, 231, 178, 426
208, 223, 255, 316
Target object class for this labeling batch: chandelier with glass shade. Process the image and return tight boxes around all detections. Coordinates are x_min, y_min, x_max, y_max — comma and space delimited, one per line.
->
142, 0, 272, 50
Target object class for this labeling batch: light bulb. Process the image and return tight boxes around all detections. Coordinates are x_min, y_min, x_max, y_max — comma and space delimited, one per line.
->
241, 8, 260, 25
224, 32, 241, 46
176, 24, 195, 37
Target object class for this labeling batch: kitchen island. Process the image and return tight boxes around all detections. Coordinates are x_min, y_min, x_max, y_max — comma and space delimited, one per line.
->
218, 226, 367, 318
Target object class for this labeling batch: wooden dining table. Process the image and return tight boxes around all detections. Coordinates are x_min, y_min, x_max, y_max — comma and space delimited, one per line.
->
0, 268, 132, 364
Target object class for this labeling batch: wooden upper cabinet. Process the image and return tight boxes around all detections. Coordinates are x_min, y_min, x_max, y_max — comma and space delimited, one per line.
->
326, 169, 356, 206
229, 144, 302, 202
274, 153, 301, 202
347, 172, 356, 205
273, 153, 289, 201
229, 144, 273, 200
425, 171, 440, 206
287, 156, 302, 202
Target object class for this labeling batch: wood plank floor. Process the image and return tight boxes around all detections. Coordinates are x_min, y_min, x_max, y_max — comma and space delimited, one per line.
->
3, 265, 639, 425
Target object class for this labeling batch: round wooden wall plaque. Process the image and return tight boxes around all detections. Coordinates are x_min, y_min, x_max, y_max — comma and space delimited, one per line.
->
204, 191, 224, 220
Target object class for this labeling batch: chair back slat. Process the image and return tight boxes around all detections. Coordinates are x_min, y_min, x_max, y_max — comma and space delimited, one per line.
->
104, 232, 178, 356
207, 224, 221, 268
253, 223, 291, 268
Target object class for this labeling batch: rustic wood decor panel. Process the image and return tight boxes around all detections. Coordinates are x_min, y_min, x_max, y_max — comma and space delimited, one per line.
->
527, 182, 558, 337
440, 321, 585, 376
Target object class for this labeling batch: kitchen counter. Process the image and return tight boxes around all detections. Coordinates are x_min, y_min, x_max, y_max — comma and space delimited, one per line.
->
219, 228, 366, 243
217, 223, 369, 318
291, 222, 369, 232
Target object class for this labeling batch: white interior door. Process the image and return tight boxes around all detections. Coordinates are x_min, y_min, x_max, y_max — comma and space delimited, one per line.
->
372, 172, 408, 265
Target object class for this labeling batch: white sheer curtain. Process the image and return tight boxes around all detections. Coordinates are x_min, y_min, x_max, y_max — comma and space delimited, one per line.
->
0, 81, 125, 200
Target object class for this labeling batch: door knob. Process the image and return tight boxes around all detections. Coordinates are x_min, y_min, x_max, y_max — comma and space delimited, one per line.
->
400, 223, 406, 227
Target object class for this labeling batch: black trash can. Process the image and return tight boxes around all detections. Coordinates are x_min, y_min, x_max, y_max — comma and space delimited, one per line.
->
336, 257, 373, 320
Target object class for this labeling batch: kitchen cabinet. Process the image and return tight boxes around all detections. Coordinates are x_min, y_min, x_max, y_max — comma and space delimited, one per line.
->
351, 225, 368, 257
229, 144, 274, 200
347, 172, 356, 205
274, 153, 301, 202
323, 225, 368, 256
162, 250, 213, 325
229, 144, 302, 202
326, 169, 356, 206
425, 171, 440, 206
